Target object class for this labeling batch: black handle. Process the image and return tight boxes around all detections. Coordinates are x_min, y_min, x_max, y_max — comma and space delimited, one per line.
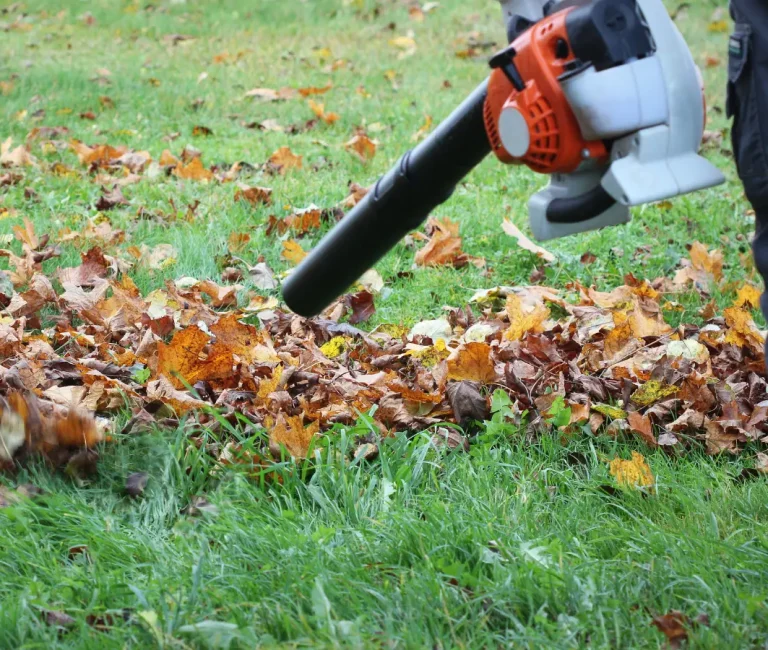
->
545, 183, 617, 223
282, 79, 492, 318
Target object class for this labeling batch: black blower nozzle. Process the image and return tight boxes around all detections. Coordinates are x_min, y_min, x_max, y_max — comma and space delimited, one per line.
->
281, 79, 491, 318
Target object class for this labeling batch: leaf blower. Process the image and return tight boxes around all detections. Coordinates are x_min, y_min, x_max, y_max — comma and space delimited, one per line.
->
282, 0, 725, 318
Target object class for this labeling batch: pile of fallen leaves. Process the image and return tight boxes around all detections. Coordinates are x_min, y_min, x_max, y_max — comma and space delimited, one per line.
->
0, 207, 766, 479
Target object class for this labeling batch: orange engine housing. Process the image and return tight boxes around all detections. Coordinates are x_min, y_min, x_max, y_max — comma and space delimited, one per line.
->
484, 9, 608, 175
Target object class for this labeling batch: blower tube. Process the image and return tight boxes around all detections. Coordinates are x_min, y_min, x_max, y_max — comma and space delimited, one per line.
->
281, 79, 491, 318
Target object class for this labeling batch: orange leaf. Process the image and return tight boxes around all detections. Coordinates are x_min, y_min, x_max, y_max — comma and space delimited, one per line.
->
269, 414, 320, 459
156, 326, 234, 388
344, 135, 377, 163
173, 157, 214, 181
308, 99, 340, 124
298, 84, 332, 97
269, 146, 302, 173
446, 342, 497, 383
234, 184, 272, 206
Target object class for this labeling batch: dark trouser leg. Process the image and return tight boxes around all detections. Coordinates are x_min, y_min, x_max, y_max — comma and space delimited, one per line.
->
729, 0, 768, 347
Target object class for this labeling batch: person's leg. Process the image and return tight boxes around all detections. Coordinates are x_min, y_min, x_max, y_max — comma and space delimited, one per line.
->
728, 1, 768, 331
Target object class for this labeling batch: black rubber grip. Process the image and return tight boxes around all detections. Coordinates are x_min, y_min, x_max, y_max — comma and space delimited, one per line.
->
282, 79, 492, 318
545, 183, 617, 223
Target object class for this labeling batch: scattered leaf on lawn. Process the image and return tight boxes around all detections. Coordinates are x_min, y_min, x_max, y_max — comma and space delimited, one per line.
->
502, 219, 555, 262
609, 452, 654, 491
281, 239, 308, 265
344, 134, 377, 163
269, 146, 303, 173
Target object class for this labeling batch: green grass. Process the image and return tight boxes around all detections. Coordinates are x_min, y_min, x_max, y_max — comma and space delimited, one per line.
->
1, 0, 767, 647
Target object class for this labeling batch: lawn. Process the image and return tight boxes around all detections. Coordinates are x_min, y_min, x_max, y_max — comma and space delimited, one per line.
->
1, 0, 768, 648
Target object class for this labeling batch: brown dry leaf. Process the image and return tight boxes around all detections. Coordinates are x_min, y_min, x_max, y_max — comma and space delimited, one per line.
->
414, 217, 469, 268
267, 207, 322, 237
128, 243, 177, 271
156, 326, 234, 389
269, 414, 320, 459
244, 87, 297, 101
146, 376, 209, 414
308, 99, 340, 124
502, 219, 555, 262
210, 313, 275, 363
344, 135, 377, 163
269, 147, 303, 174
609, 451, 654, 491
195, 280, 239, 308
281, 239, 308, 265
673, 241, 723, 290
344, 290, 376, 324
235, 184, 272, 206
0, 138, 36, 167
627, 411, 657, 447
341, 182, 369, 208
95, 186, 128, 211
70, 140, 126, 167
173, 157, 214, 181
651, 611, 690, 648
227, 232, 251, 254
446, 342, 496, 384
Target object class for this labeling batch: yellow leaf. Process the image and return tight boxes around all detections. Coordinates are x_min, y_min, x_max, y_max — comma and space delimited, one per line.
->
708, 19, 729, 32
281, 239, 308, 265
269, 414, 320, 459
320, 336, 348, 359
504, 293, 549, 341
734, 284, 762, 309
609, 452, 655, 491
411, 115, 433, 142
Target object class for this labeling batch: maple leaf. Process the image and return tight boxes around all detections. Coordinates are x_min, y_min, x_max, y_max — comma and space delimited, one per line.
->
210, 313, 277, 364
723, 306, 765, 355
281, 239, 308, 265
734, 283, 762, 309
268, 147, 302, 174
266, 206, 322, 237
504, 293, 550, 341
234, 184, 272, 206
298, 84, 332, 97
156, 326, 234, 389
609, 452, 654, 491
173, 157, 214, 181
673, 241, 723, 291
227, 232, 251, 254
269, 414, 320, 459
70, 140, 126, 167
447, 342, 497, 384
344, 134, 377, 163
